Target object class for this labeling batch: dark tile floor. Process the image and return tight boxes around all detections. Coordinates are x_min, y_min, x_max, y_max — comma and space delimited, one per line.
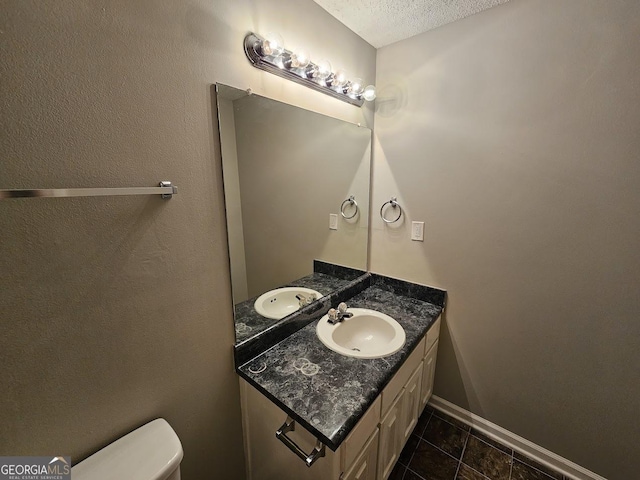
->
390, 406, 571, 480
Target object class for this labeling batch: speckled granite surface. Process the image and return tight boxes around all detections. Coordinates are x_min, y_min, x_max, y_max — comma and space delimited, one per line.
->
234, 271, 357, 343
314, 260, 366, 281
234, 274, 370, 366
237, 281, 445, 451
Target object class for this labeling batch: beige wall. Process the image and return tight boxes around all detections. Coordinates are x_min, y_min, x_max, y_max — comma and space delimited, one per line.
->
371, 1, 640, 478
232, 93, 371, 299
0, 1, 375, 478
219, 95, 250, 303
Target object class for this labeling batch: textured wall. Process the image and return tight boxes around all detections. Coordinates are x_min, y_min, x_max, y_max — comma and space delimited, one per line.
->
0, 1, 375, 478
371, 1, 640, 478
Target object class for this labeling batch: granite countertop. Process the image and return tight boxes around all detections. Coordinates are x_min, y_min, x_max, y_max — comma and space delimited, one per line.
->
234, 272, 356, 343
237, 283, 443, 451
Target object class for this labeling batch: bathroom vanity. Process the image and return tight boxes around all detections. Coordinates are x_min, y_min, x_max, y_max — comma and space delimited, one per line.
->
236, 274, 444, 480
216, 83, 446, 479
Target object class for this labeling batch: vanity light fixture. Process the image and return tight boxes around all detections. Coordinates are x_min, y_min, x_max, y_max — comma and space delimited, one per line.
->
244, 32, 376, 107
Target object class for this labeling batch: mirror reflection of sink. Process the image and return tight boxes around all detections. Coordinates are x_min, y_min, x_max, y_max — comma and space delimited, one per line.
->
254, 287, 324, 320
316, 308, 406, 359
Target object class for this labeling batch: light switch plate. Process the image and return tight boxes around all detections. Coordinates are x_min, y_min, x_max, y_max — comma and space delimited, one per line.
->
329, 214, 338, 230
411, 221, 424, 241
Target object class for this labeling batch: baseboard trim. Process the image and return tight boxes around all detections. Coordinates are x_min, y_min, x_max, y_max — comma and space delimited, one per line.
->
428, 395, 607, 480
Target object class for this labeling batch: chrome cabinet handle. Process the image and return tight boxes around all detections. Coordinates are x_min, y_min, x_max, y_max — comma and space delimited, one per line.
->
275, 416, 326, 468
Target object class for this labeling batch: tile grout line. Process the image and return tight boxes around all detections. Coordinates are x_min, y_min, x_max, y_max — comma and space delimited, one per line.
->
509, 449, 514, 480
455, 431, 510, 480
437, 409, 561, 480
402, 411, 433, 480
420, 411, 473, 464
513, 454, 562, 480
433, 411, 472, 433
453, 430, 471, 479
434, 407, 568, 480
513, 458, 559, 480
405, 465, 427, 480
469, 430, 513, 456
423, 438, 466, 464
463, 464, 493, 480
432, 412, 510, 479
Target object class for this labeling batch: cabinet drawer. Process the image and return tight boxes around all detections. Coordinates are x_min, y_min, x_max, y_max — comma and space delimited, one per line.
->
424, 317, 441, 355
381, 336, 426, 417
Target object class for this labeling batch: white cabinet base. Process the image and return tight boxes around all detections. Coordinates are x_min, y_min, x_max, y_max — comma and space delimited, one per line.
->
239, 316, 441, 480
343, 429, 379, 480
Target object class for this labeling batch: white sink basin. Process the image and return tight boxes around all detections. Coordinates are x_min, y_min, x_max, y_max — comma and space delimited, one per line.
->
254, 287, 323, 320
316, 308, 406, 359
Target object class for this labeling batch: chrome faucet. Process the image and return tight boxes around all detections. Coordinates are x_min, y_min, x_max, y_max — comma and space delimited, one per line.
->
327, 302, 353, 325
296, 293, 317, 307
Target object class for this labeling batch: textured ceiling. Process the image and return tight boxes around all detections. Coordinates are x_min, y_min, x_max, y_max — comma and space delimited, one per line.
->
312, 0, 511, 48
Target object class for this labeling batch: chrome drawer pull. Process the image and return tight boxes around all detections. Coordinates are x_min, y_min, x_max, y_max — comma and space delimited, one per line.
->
275, 416, 326, 467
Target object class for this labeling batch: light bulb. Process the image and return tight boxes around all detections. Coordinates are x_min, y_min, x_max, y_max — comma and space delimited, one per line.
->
362, 85, 376, 101
348, 78, 364, 95
333, 69, 348, 88
261, 32, 284, 57
314, 60, 332, 81
290, 48, 310, 68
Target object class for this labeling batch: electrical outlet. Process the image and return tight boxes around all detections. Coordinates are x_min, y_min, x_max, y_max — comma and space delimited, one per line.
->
329, 214, 338, 230
411, 221, 424, 241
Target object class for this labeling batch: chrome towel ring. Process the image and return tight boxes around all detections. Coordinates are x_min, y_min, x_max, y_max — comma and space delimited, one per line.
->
380, 197, 403, 224
340, 195, 359, 219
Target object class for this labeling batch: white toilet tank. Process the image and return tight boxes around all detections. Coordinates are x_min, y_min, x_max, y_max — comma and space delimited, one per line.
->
71, 418, 183, 480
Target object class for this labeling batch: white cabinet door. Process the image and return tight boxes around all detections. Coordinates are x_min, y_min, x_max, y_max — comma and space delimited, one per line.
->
342, 429, 379, 480
341, 397, 381, 473
419, 340, 439, 412
377, 390, 404, 480
401, 362, 424, 444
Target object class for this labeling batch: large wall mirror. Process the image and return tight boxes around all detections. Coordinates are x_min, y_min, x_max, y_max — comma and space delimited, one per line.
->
216, 84, 371, 346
